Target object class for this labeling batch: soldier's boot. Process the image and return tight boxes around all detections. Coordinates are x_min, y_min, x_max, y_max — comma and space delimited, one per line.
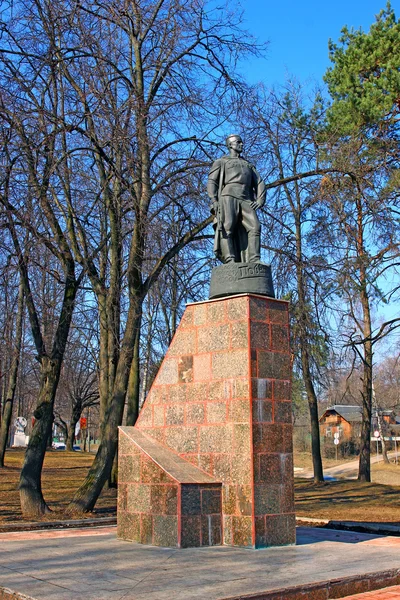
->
224, 235, 236, 263
248, 233, 261, 263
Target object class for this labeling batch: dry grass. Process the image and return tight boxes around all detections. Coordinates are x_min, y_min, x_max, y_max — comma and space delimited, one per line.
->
0, 448, 116, 524
295, 476, 400, 523
1, 448, 399, 526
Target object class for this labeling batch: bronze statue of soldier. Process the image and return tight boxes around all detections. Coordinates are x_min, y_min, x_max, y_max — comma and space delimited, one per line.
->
207, 134, 266, 264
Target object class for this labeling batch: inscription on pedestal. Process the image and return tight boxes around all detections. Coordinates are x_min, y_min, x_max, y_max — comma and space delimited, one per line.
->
209, 262, 275, 299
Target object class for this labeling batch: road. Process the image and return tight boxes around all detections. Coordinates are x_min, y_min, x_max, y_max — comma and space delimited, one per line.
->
294, 451, 398, 480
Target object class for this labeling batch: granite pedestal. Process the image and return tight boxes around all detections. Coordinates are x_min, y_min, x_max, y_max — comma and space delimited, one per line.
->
118, 294, 295, 548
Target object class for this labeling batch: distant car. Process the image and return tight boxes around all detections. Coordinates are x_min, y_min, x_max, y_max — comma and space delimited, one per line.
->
52, 442, 66, 450
73, 445, 82, 451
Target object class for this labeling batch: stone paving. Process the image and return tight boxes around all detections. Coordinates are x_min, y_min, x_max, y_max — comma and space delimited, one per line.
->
1, 526, 400, 600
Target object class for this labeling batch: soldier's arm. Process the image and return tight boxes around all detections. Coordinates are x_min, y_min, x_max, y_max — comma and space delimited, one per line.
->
252, 166, 266, 208
207, 159, 222, 201
207, 159, 222, 214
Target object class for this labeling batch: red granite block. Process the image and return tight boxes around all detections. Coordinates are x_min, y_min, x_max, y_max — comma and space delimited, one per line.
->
198, 324, 230, 353
265, 513, 296, 546
201, 487, 222, 514
251, 350, 258, 377
198, 453, 212, 473
209, 380, 231, 401
152, 405, 164, 426
229, 399, 251, 423
257, 452, 292, 484
181, 515, 201, 547
237, 485, 252, 516
193, 303, 207, 325
212, 453, 231, 480
168, 329, 196, 356
150, 485, 165, 513
230, 321, 248, 348
181, 485, 201, 515
233, 423, 251, 453
232, 378, 250, 399
126, 483, 151, 512
199, 425, 233, 453
186, 403, 205, 424
117, 512, 140, 542
206, 401, 227, 423
223, 485, 237, 514
140, 514, 153, 545
249, 296, 268, 321
141, 427, 165, 444
253, 423, 293, 453
153, 515, 178, 547
227, 296, 248, 321
257, 351, 291, 380
274, 380, 291, 400
156, 357, 179, 384
250, 321, 271, 350
212, 350, 248, 379
267, 300, 289, 324
252, 399, 273, 423
119, 431, 139, 455
255, 515, 266, 547
274, 400, 292, 424
179, 306, 194, 328
207, 301, 226, 323
165, 426, 199, 453
280, 481, 295, 513
178, 355, 193, 383
193, 353, 211, 381
271, 324, 290, 352
118, 484, 127, 511
252, 378, 273, 400
137, 406, 152, 427
168, 384, 187, 403
201, 514, 222, 546
186, 381, 208, 402
141, 455, 171, 483
119, 454, 140, 483
232, 516, 252, 546
230, 453, 252, 485
254, 483, 281, 514
165, 405, 185, 426
223, 515, 233, 545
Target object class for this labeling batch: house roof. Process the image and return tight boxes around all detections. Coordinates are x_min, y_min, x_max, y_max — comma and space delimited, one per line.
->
320, 405, 362, 423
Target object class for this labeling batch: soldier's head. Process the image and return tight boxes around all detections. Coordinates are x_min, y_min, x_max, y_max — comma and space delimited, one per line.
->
226, 134, 243, 155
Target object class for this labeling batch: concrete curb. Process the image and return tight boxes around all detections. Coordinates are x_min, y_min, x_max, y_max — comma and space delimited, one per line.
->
223, 568, 400, 600
1, 568, 400, 600
296, 517, 400, 536
0, 516, 117, 533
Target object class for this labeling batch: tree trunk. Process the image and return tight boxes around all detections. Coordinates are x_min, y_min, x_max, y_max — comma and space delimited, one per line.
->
19, 266, 78, 516
376, 409, 390, 464
357, 196, 373, 483
0, 278, 24, 468
66, 410, 80, 452
66, 306, 142, 514
294, 214, 324, 482
19, 357, 60, 516
358, 347, 372, 482
301, 347, 324, 482
126, 320, 141, 426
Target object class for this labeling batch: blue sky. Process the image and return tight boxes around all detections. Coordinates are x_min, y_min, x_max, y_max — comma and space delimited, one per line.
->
237, 0, 398, 87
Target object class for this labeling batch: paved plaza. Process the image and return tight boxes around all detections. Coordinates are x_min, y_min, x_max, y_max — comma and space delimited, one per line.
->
0, 526, 400, 600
